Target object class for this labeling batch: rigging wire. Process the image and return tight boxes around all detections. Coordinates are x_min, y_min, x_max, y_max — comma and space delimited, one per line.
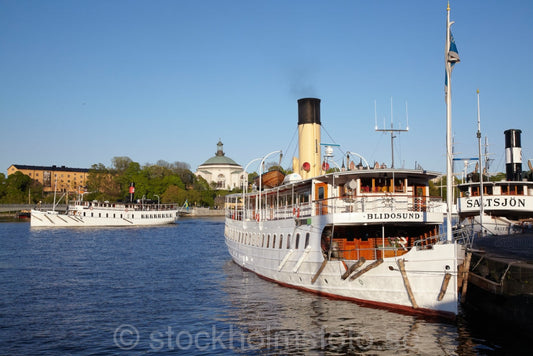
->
282, 126, 298, 170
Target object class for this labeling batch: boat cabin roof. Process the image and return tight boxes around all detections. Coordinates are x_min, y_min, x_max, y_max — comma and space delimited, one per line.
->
458, 179, 533, 192
310, 168, 440, 186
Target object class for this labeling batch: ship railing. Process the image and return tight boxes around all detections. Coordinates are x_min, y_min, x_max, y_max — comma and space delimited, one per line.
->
229, 202, 314, 221
332, 246, 408, 261
72, 201, 180, 211
413, 227, 471, 248
315, 195, 445, 215
228, 195, 445, 222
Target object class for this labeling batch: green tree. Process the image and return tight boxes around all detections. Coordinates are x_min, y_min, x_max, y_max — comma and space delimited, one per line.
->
1, 172, 32, 203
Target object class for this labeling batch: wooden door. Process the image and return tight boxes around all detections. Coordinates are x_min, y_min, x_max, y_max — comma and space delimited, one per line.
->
315, 183, 328, 215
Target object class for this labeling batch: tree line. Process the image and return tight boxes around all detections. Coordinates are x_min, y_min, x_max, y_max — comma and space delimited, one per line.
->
0, 157, 242, 207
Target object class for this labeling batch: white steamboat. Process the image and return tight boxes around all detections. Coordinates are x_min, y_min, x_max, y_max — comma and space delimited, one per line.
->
457, 129, 533, 236
225, 98, 466, 318
31, 200, 180, 227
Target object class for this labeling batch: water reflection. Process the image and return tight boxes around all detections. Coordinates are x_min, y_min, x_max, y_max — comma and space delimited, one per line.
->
219, 261, 475, 355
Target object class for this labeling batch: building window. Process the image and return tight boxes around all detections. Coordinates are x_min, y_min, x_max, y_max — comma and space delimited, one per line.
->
216, 174, 226, 189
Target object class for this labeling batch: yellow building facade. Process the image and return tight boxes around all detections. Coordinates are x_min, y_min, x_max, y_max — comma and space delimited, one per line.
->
7, 164, 89, 193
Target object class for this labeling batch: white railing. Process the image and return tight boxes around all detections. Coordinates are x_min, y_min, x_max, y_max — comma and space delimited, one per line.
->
226, 194, 445, 222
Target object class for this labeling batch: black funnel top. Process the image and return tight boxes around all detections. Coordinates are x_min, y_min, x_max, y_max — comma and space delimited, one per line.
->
298, 98, 321, 125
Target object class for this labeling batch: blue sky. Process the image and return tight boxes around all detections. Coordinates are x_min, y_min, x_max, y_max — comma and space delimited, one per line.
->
1, 0, 532, 176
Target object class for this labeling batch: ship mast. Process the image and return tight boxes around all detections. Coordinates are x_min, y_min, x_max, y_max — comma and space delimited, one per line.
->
445, 2, 460, 242
476, 89, 484, 238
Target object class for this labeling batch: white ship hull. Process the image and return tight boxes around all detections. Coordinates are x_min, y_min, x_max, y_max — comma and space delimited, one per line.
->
31, 202, 180, 227
225, 217, 463, 318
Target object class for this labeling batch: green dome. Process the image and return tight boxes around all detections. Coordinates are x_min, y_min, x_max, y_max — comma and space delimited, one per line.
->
199, 140, 241, 167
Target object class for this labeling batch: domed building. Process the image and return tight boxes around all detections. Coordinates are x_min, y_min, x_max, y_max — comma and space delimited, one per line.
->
195, 140, 244, 190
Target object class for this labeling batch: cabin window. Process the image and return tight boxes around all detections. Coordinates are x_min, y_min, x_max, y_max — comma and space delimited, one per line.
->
267, 234, 271, 248
318, 187, 325, 200
106, 213, 109, 218
272, 235, 276, 249
360, 178, 372, 192
262, 234, 265, 247
295, 234, 300, 249
305, 233, 310, 248
279, 235, 283, 249
287, 234, 291, 249
91, 213, 94, 217
132, 214, 134, 219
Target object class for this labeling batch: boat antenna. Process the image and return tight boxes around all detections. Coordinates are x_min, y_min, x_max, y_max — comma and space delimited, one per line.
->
375, 97, 409, 168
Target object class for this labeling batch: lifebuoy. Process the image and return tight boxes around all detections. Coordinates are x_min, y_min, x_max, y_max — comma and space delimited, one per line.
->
256, 213, 260, 221
293, 207, 300, 218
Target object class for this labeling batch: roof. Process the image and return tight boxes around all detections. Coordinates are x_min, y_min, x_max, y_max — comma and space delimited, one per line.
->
198, 140, 242, 168
199, 156, 241, 167
9, 164, 89, 173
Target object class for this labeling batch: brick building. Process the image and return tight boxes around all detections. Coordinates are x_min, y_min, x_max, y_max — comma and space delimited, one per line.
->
7, 164, 89, 193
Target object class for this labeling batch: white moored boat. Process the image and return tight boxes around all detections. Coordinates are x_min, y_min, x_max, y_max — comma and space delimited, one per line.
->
31, 200, 181, 227
457, 129, 533, 236
224, 98, 466, 318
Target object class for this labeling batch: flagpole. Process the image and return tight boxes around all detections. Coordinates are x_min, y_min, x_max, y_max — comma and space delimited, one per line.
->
445, 2, 460, 242
445, 3, 453, 242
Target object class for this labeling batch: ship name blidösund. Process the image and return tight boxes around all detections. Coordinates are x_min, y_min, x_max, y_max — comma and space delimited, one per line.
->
366, 212, 422, 220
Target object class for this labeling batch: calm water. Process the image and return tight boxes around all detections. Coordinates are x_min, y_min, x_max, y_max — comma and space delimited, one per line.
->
0, 218, 528, 355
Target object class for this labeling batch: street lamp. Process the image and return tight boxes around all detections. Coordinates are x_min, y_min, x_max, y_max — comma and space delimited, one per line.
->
242, 157, 262, 222
258, 150, 282, 222
346, 151, 370, 170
